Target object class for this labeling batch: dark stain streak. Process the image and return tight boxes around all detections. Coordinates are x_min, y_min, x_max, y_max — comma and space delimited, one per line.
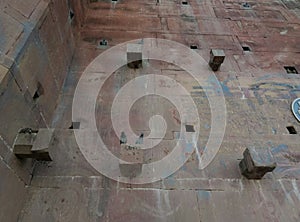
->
97, 177, 111, 218
250, 82, 294, 91
282, 153, 300, 164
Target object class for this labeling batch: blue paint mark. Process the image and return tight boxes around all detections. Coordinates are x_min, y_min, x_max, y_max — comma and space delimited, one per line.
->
198, 191, 211, 200
278, 93, 291, 99
290, 90, 300, 99
247, 99, 256, 111
271, 144, 288, 154
204, 124, 210, 129
220, 159, 227, 169
173, 132, 180, 140
251, 82, 294, 91
180, 164, 187, 171
185, 142, 194, 153
220, 81, 232, 96
165, 175, 176, 187
205, 75, 223, 96
253, 90, 264, 105
255, 73, 295, 82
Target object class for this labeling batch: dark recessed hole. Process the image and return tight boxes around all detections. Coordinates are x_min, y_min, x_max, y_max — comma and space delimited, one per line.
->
190, 45, 198, 49
90, 0, 98, 2
112, 0, 118, 2
33, 82, 44, 101
242, 46, 251, 52
242, 2, 251, 8
69, 10, 74, 20
99, 39, 108, 46
185, 125, 195, 132
287, 126, 297, 134
33, 91, 40, 100
19, 128, 38, 134
284, 66, 298, 74
69, 122, 80, 129
128, 61, 142, 69
182, 1, 188, 5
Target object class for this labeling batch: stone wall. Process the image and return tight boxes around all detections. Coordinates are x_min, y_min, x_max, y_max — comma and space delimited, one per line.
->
0, 0, 74, 221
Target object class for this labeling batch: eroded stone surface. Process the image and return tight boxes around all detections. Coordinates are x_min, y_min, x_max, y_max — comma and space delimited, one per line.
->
0, 0, 74, 220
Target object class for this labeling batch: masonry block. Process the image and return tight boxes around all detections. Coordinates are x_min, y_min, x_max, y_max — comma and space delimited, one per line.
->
239, 147, 276, 179
127, 43, 142, 69
13, 128, 53, 161
119, 144, 144, 178
69, 121, 80, 129
209, 49, 225, 71
31, 129, 54, 161
13, 130, 37, 158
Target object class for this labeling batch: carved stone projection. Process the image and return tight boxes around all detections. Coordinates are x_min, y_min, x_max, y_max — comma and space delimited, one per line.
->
239, 147, 276, 179
209, 49, 225, 71
127, 43, 143, 69
13, 128, 54, 161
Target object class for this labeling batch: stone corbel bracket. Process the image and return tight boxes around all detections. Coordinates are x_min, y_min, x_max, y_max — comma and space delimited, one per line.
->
239, 147, 277, 179
13, 128, 54, 161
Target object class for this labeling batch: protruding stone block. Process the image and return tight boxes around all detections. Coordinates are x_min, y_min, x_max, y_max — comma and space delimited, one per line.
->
13, 130, 37, 158
209, 49, 225, 71
127, 43, 142, 69
119, 144, 143, 178
69, 121, 80, 129
13, 128, 53, 161
239, 147, 276, 179
31, 129, 54, 161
